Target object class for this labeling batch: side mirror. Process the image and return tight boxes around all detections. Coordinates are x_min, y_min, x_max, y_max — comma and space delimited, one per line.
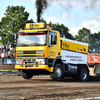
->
14, 33, 17, 46
51, 35, 56, 45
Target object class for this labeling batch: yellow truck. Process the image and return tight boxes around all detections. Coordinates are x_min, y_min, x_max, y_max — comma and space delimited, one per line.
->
15, 23, 89, 81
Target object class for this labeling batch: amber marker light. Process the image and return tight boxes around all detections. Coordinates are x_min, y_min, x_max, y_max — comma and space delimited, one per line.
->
47, 26, 50, 30
25, 27, 27, 30
43, 50, 46, 57
15, 49, 17, 58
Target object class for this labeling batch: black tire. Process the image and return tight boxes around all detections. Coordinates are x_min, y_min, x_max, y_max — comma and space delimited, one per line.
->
78, 66, 89, 82
21, 70, 33, 79
50, 63, 63, 80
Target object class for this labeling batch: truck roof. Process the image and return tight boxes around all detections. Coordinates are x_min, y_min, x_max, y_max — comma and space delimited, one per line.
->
63, 38, 88, 46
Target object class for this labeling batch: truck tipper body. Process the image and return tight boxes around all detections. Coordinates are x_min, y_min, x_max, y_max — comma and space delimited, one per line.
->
15, 23, 89, 81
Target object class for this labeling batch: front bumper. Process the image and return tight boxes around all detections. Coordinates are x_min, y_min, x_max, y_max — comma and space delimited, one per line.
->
15, 65, 53, 72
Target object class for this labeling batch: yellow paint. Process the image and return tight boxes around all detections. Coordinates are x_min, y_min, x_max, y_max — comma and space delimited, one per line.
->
46, 30, 61, 59
62, 40, 88, 54
16, 30, 61, 59
26, 23, 45, 29
15, 65, 53, 72
16, 46, 47, 59
16, 46, 44, 51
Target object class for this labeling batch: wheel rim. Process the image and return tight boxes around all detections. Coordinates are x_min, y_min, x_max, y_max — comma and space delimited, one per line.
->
56, 67, 62, 78
82, 70, 87, 80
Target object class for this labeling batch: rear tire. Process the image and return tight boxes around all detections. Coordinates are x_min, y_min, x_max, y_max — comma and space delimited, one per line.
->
21, 70, 33, 79
78, 66, 89, 82
50, 63, 63, 80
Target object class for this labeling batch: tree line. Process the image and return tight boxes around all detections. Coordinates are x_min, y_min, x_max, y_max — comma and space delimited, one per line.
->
0, 5, 100, 53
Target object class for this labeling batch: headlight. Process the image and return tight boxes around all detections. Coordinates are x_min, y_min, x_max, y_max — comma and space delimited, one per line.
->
16, 59, 20, 64
17, 51, 23, 54
40, 61, 45, 64
36, 51, 43, 54
36, 59, 45, 64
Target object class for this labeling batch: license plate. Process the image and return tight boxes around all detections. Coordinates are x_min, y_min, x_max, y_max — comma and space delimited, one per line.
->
25, 66, 33, 67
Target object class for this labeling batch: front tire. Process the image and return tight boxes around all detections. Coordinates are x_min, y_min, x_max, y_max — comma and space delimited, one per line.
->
21, 70, 33, 79
50, 63, 63, 80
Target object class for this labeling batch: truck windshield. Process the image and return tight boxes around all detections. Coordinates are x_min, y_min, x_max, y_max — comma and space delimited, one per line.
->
17, 32, 47, 46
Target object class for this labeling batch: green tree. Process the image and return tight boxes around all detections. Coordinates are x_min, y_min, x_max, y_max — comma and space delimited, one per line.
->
0, 6, 31, 46
26, 19, 34, 23
40, 18, 47, 27
90, 32, 100, 53
41, 19, 74, 40
49, 23, 74, 40
75, 28, 92, 51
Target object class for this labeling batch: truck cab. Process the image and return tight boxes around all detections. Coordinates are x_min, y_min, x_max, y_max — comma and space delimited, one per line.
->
15, 23, 61, 79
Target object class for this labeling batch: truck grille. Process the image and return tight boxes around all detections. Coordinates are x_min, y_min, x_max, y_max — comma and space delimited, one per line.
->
17, 55, 43, 57
23, 51, 36, 54
17, 51, 43, 58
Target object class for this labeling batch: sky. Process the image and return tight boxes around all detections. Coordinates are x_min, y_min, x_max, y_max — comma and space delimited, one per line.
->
1, 0, 100, 36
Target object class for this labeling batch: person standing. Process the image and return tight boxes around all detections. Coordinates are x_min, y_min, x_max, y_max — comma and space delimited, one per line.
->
1, 50, 5, 64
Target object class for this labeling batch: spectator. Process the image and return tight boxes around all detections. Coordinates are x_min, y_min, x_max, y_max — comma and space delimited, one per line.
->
1, 50, 5, 64
4, 45, 6, 50
7, 47, 10, 51
11, 47, 14, 52
4, 51, 7, 58
7, 51, 11, 58
10, 52, 14, 58
6, 45, 8, 51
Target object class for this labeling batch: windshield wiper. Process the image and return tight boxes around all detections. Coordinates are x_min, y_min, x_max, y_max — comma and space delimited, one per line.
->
29, 43, 45, 46
18, 43, 29, 46
29, 42, 40, 46
33, 43, 45, 46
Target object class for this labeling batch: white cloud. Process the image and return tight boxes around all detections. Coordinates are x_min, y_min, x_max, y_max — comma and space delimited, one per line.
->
93, 15, 100, 20
46, 17, 59, 24
70, 20, 100, 36
62, 14, 69, 19
10, 0, 34, 2
70, 27, 80, 36
82, 20, 100, 30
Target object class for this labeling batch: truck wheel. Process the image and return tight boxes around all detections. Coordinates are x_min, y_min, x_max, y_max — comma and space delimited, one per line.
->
50, 63, 63, 80
21, 70, 33, 79
79, 66, 89, 82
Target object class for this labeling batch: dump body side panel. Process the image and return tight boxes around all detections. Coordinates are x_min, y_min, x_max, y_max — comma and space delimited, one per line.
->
61, 38, 88, 64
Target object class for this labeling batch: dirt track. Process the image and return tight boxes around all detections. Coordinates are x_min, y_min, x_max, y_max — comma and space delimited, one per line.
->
0, 64, 15, 70
0, 65, 100, 100
0, 75, 100, 100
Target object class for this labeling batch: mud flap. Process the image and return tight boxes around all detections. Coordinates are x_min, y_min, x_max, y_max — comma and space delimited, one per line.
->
94, 64, 100, 74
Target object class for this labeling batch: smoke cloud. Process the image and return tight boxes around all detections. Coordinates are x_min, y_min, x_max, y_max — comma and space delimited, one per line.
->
35, 0, 100, 22
35, 0, 48, 22
49, 0, 100, 9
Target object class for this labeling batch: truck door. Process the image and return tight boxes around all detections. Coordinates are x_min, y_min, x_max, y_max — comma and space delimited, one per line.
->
47, 31, 59, 59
